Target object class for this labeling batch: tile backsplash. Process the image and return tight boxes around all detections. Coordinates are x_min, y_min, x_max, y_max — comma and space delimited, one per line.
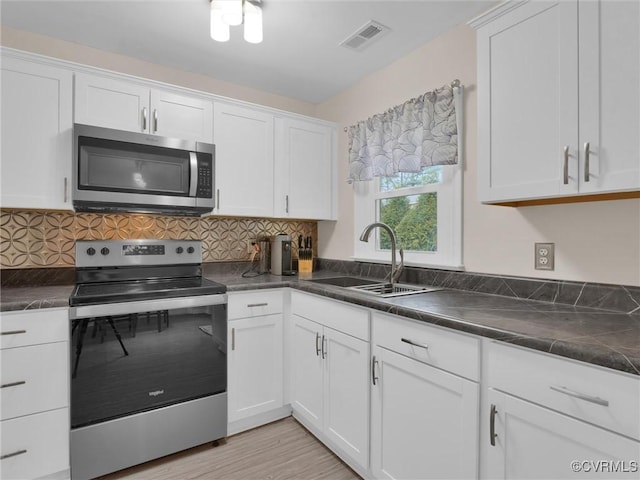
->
0, 209, 316, 268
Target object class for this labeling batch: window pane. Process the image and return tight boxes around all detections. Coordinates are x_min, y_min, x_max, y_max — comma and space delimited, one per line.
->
379, 166, 441, 192
378, 192, 437, 252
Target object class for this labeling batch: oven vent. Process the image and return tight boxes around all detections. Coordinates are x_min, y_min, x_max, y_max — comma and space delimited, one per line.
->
340, 21, 390, 51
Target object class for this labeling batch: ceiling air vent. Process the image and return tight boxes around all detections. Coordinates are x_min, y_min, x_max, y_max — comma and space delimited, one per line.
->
340, 21, 390, 51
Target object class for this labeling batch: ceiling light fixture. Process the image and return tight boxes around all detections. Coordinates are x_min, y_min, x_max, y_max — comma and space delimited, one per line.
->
210, 0, 263, 44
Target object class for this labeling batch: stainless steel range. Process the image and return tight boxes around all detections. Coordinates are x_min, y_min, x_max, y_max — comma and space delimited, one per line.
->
69, 239, 227, 480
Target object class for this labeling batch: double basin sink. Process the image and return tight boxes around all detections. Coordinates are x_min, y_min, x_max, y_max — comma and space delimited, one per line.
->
307, 276, 442, 298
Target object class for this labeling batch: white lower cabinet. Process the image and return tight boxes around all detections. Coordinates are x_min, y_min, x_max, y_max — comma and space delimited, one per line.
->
0, 308, 70, 480
227, 290, 287, 434
482, 341, 640, 479
370, 312, 480, 480
290, 291, 370, 474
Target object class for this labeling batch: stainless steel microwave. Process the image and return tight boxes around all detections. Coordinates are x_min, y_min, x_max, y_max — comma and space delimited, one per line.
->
73, 124, 215, 216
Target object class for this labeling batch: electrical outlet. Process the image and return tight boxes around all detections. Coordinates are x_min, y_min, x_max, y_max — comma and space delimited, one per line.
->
535, 242, 555, 271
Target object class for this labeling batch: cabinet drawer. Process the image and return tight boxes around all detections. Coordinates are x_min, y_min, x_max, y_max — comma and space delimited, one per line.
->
1, 342, 69, 421
228, 290, 284, 320
488, 341, 640, 440
0, 408, 69, 480
291, 291, 369, 341
372, 312, 480, 381
0, 308, 68, 349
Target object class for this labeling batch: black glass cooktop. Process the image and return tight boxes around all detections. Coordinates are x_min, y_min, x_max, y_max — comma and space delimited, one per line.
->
70, 276, 226, 306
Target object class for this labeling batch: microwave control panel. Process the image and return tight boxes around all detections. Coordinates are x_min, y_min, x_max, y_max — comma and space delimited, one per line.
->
196, 157, 213, 199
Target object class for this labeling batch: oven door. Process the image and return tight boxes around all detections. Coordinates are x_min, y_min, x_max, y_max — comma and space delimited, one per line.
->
69, 294, 227, 429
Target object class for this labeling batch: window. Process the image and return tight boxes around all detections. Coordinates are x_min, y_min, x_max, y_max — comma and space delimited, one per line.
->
353, 164, 462, 269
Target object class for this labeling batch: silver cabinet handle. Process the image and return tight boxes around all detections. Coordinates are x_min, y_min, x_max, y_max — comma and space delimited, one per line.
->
563, 145, 570, 185
321, 335, 327, 359
231, 327, 235, 351
1, 449, 27, 460
1, 330, 26, 336
1, 381, 26, 389
285, 195, 289, 214
315, 332, 321, 356
153, 109, 158, 133
584, 142, 590, 182
372, 355, 379, 386
142, 107, 148, 131
216, 189, 220, 210
490, 404, 498, 446
247, 303, 268, 308
401, 337, 429, 350
550, 385, 609, 407
63, 177, 68, 203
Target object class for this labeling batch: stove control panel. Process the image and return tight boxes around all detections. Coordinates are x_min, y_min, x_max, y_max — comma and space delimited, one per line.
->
76, 240, 202, 267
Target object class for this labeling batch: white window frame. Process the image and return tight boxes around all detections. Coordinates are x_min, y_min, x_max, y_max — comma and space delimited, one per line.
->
352, 163, 463, 270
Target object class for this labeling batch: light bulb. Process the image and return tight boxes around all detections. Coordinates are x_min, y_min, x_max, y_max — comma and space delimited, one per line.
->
243, 1, 263, 44
221, 0, 243, 26
210, 1, 230, 42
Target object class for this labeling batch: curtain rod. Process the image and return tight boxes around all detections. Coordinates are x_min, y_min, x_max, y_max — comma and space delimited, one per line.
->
343, 79, 461, 132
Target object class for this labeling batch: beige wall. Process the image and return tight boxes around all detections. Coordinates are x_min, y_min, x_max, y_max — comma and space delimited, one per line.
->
316, 24, 640, 287
3, 25, 639, 285
0, 26, 316, 116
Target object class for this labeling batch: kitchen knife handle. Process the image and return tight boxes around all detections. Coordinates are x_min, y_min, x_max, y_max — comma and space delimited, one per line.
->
142, 107, 147, 131
490, 404, 498, 446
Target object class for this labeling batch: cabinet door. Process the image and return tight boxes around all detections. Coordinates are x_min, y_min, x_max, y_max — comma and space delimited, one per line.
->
371, 347, 479, 480
485, 389, 640, 479
290, 315, 324, 431
476, 1, 579, 202
1, 57, 72, 210
151, 90, 213, 143
75, 73, 149, 132
274, 117, 335, 219
578, 0, 640, 194
324, 328, 369, 468
227, 314, 283, 422
213, 103, 274, 217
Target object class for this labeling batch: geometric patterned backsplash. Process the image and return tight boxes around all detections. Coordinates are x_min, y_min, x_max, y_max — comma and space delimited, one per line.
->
0, 209, 317, 269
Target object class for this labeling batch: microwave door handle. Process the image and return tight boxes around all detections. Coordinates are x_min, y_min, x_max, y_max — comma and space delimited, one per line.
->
189, 152, 198, 197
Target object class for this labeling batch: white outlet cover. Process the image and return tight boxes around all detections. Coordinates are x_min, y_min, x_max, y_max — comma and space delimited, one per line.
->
535, 242, 555, 270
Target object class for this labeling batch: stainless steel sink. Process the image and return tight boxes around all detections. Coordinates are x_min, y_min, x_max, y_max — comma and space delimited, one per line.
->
306, 276, 380, 288
348, 282, 442, 298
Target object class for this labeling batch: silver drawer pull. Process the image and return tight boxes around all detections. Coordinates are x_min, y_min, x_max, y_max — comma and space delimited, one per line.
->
550, 385, 609, 407
1, 330, 26, 336
1, 381, 26, 389
1, 449, 27, 460
401, 338, 429, 350
247, 303, 268, 308
563, 145, 570, 184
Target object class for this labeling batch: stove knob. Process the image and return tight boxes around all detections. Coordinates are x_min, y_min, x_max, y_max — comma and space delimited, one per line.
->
187, 246, 195, 254
86, 247, 96, 256
176, 247, 184, 254
100, 247, 110, 256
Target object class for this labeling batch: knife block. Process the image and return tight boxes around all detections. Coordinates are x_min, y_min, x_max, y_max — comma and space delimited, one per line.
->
298, 253, 313, 275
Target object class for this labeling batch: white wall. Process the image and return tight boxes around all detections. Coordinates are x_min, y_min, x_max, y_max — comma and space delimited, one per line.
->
3, 25, 639, 286
316, 24, 640, 287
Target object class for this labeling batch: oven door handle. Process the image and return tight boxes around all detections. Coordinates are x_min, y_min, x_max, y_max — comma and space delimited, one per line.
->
70, 294, 228, 319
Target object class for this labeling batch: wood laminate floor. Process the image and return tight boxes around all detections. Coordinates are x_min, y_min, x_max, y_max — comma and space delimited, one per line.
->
98, 417, 362, 480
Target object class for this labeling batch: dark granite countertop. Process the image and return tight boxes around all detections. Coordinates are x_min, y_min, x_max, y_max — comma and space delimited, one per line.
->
2, 268, 639, 376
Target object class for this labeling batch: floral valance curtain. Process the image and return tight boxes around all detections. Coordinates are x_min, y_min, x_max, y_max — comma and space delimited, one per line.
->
347, 83, 461, 182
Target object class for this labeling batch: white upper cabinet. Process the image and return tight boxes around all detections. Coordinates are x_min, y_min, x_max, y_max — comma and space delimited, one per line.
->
472, 0, 639, 204
75, 72, 213, 143
213, 102, 274, 217
1, 55, 73, 210
274, 117, 336, 220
